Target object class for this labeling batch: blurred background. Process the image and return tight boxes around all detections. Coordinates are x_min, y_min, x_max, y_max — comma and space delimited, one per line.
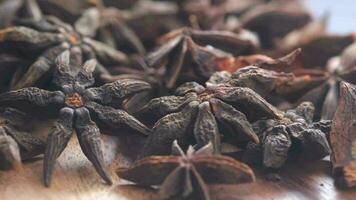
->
306, 0, 356, 33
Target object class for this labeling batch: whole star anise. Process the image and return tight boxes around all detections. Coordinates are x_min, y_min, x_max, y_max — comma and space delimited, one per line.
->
0, 51, 151, 186
138, 80, 282, 157
0, 107, 45, 170
243, 101, 331, 168
145, 27, 258, 89
0, 14, 129, 90
117, 141, 255, 200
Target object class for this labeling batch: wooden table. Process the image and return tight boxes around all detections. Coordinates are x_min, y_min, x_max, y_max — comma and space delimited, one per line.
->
0, 123, 355, 200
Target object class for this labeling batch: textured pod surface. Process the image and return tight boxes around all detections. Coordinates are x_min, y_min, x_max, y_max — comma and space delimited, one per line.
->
0, 51, 150, 186
330, 82, 356, 188
118, 142, 255, 200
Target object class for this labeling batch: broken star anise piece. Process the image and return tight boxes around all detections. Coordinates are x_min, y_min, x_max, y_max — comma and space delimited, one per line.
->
139, 81, 282, 157
0, 51, 151, 186
0, 107, 45, 171
243, 101, 331, 168
330, 82, 356, 188
145, 27, 259, 89
117, 141, 255, 200
0, 14, 129, 90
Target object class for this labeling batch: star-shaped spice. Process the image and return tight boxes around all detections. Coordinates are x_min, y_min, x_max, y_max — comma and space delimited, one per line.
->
0, 107, 45, 170
138, 80, 282, 157
117, 141, 255, 200
0, 51, 151, 186
145, 27, 259, 89
243, 101, 331, 168
0, 14, 128, 90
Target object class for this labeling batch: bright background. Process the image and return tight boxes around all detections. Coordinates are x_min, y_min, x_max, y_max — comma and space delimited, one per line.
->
305, 0, 356, 33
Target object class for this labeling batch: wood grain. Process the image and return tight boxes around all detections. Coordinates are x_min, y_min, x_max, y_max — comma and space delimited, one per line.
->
0, 120, 355, 200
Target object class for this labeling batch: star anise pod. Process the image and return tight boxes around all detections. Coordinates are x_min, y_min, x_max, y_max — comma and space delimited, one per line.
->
330, 82, 356, 188
204, 49, 326, 103
275, 14, 355, 68
0, 51, 151, 186
243, 101, 331, 168
281, 33, 355, 69
75, 0, 146, 55
100, 59, 165, 114
0, 0, 43, 28
123, 0, 183, 47
0, 107, 45, 170
296, 42, 356, 119
145, 27, 259, 89
181, 0, 263, 31
138, 80, 282, 157
228, 67, 327, 106
240, 0, 311, 48
0, 54, 31, 92
204, 48, 301, 77
0, 14, 129, 90
117, 141, 255, 200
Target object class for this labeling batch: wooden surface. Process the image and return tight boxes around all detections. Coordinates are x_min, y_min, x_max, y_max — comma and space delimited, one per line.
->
0, 122, 355, 200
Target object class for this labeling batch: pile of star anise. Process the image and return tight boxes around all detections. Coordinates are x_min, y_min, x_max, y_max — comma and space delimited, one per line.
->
0, 0, 355, 198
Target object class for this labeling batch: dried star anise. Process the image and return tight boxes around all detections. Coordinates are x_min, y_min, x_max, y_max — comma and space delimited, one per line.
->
240, 1, 311, 48
211, 48, 301, 73
75, 0, 146, 55
0, 0, 43, 28
181, 0, 263, 31
117, 141, 255, 200
145, 27, 258, 89
296, 42, 356, 119
243, 101, 331, 168
0, 53, 31, 92
100, 60, 165, 114
123, 0, 182, 47
0, 51, 151, 186
0, 14, 128, 90
138, 80, 282, 157
227, 67, 327, 107
330, 82, 356, 188
205, 49, 327, 106
276, 15, 355, 68
0, 107, 45, 170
